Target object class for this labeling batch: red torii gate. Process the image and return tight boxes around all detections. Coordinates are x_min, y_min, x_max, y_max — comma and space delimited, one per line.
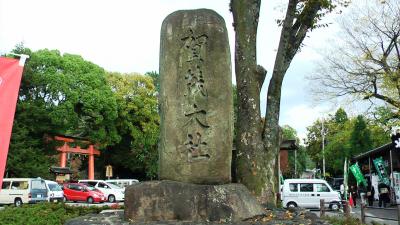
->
55, 136, 100, 180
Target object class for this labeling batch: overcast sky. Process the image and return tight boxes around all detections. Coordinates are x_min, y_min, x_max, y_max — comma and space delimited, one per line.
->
0, 0, 348, 142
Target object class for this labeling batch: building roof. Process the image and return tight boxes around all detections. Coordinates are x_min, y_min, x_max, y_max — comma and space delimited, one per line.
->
49, 166, 73, 174
280, 139, 298, 151
353, 142, 393, 161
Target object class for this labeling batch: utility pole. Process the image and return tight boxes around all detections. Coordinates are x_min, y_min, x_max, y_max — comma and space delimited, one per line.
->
294, 149, 297, 178
322, 118, 325, 179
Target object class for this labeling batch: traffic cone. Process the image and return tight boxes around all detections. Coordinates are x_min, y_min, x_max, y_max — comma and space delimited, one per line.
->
349, 193, 354, 207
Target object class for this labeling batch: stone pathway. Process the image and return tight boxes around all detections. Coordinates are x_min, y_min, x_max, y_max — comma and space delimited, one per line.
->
65, 208, 332, 225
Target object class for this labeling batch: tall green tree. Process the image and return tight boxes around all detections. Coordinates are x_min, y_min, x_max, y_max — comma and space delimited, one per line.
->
145, 71, 160, 93
334, 108, 348, 124
305, 109, 389, 176
282, 125, 298, 140
7, 47, 119, 178
105, 72, 159, 180
230, 0, 344, 204
281, 125, 313, 178
349, 115, 372, 156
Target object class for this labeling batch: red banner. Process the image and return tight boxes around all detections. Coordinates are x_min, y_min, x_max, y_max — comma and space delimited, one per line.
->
0, 57, 24, 190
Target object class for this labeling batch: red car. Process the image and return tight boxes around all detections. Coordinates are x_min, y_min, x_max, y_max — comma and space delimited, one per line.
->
62, 183, 106, 203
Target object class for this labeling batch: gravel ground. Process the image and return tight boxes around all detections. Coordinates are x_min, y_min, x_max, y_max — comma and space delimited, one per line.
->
65, 208, 332, 225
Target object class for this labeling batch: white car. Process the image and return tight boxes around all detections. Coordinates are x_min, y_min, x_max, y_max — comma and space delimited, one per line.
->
0, 178, 48, 206
281, 179, 341, 210
78, 180, 124, 202
106, 179, 139, 189
45, 180, 64, 202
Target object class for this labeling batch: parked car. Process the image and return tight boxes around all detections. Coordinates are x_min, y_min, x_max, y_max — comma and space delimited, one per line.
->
327, 177, 344, 191
106, 179, 139, 189
281, 179, 341, 210
0, 178, 48, 206
45, 180, 64, 202
78, 180, 124, 202
62, 183, 106, 204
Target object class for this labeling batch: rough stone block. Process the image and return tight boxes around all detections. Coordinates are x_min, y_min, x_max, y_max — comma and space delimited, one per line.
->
124, 180, 265, 222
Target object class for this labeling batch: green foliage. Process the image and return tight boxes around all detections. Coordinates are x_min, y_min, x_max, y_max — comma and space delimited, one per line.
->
282, 125, 298, 140
7, 46, 119, 178
105, 72, 159, 179
281, 125, 314, 178
334, 108, 348, 124
0, 203, 110, 225
25, 49, 119, 145
372, 106, 400, 130
323, 216, 365, 225
349, 116, 372, 156
145, 71, 160, 93
305, 108, 389, 177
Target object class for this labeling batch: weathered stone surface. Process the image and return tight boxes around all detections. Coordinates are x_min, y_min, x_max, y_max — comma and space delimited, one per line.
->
159, 9, 233, 184
65, 211, 128, 225
64, 207, 332, 225
124, 180, 265, 222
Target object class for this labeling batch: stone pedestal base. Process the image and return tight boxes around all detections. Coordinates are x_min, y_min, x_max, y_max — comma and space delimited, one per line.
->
124, 180, 265, 222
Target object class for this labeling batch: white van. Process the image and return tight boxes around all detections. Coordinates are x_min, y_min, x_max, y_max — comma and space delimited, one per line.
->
106, 179, 139, 189
0, 178, 48, 206
44, 180, 64, 202
78, 180, 124, 202
281, 179, 341, 210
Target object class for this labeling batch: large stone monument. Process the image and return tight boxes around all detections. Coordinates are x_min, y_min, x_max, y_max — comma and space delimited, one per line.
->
125, 9, 264, 223
158, 8, 232, 184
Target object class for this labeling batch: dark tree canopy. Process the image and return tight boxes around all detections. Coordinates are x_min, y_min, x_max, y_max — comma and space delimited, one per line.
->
105, 72, 159, 180
7, 47, 120, 178
305, 109, 388, 176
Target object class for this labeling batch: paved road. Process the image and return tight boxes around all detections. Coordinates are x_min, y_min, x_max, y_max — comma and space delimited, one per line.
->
312, 205, 399, 225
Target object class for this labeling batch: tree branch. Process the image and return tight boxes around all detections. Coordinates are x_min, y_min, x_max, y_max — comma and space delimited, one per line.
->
255, 65, 267, 93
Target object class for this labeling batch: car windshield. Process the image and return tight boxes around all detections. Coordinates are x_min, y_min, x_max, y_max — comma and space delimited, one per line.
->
48, 183, 62, 191
31, 180, 47, 190
86, 186, 97, 191
106, 182, 122, 189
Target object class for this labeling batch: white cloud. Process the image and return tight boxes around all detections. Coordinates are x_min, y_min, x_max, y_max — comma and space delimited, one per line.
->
280, 104, 331, 143
0, 0, 343, 141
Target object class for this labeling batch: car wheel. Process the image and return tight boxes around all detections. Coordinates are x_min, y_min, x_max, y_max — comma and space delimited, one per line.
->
108, 194, 116, 203
330, 202, 340, 211
286, 202, 297, 208
14, 198, 22, 207
87, 197, 94, 204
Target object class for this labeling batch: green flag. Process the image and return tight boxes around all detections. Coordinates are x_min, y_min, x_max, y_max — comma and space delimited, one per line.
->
373, 157, 391, 186
349, 163, 367, 187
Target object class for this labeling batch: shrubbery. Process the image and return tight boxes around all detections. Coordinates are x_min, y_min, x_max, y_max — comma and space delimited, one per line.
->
323, 216, 365, 225
0, 202, 111, 225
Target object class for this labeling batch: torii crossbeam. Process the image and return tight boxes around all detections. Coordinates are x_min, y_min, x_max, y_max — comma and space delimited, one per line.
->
55, 136, 100, 180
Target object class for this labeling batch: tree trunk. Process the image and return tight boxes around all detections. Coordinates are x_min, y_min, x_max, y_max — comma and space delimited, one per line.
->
232, 0, 323, 206
262, 0, 297, 206
231, 0, 270, 203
